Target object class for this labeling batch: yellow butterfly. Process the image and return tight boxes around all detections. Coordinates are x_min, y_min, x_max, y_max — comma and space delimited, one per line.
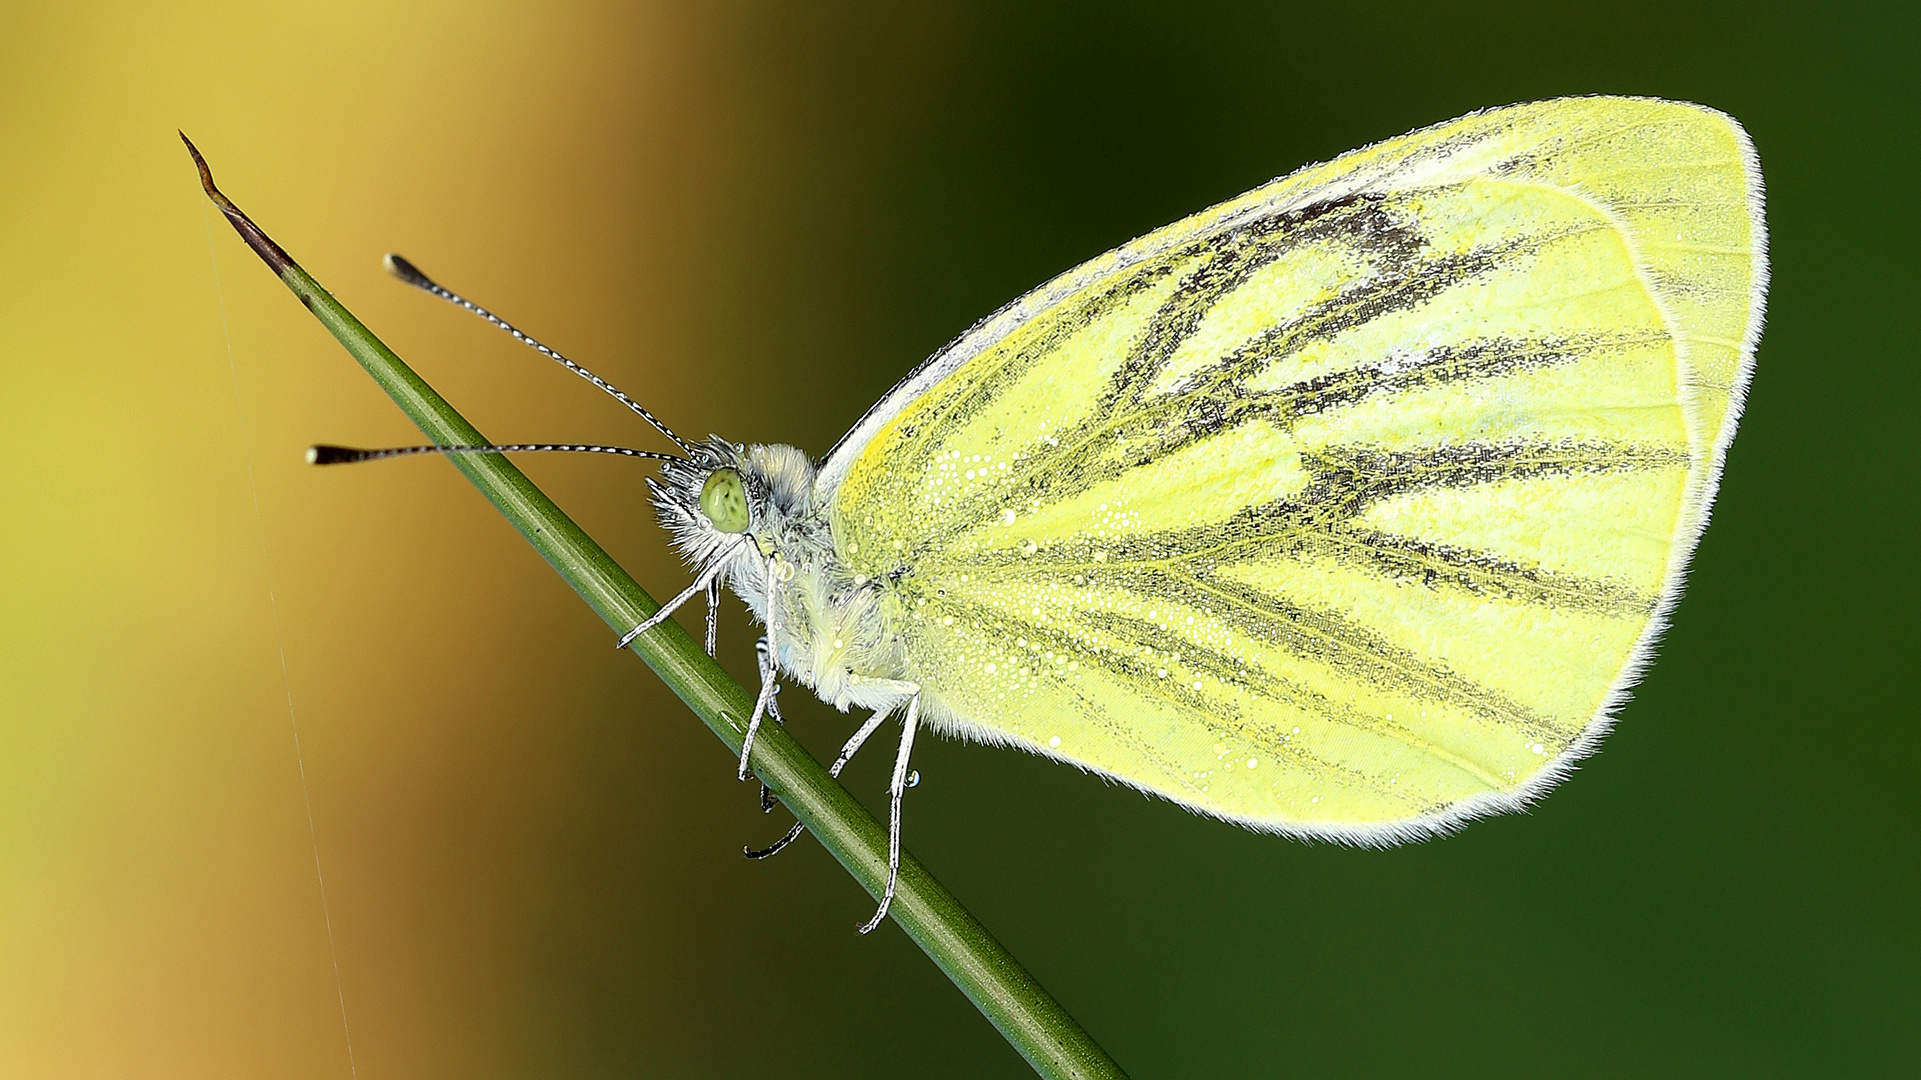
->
322, 96, 1766, 932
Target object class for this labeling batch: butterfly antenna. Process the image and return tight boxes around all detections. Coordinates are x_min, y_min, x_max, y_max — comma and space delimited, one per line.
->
307, 442, 684, 465
383, 253, 696, 455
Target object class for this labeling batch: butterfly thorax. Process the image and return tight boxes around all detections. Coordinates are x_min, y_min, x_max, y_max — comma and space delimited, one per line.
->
652, 439, 912, 715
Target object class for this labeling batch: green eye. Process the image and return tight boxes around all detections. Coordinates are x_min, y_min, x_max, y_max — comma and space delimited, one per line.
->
698, 468, 751, 533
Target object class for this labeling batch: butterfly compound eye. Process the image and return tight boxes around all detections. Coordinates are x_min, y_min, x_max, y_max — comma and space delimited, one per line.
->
699, 468, 751, 533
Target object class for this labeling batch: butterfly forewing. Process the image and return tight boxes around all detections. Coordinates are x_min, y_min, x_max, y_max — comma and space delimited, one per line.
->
828, 98, 1762, 838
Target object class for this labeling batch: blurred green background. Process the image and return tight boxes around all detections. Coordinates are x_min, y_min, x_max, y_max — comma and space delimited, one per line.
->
1, 1, 1914, 1076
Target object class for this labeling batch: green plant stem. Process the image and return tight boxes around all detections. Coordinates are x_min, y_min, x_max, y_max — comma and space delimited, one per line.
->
185, 135, 1128, 1080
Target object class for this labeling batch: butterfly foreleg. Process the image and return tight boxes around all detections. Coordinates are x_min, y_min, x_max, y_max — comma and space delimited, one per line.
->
616, 535, 749, 649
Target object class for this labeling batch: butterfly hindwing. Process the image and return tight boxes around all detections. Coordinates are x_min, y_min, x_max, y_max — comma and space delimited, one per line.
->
826, 97, 1763, 838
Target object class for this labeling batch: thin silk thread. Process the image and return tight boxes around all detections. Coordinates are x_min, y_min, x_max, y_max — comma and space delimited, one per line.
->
202, 202, 359, 1078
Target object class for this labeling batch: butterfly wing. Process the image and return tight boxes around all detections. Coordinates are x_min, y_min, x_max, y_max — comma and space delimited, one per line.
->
821, 97, 1765, 841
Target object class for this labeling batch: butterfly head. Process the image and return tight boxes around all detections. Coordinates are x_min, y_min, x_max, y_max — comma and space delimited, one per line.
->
651, 438, 822, 569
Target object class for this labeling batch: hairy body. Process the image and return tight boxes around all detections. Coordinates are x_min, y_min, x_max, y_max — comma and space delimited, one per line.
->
654, 440, 916, 720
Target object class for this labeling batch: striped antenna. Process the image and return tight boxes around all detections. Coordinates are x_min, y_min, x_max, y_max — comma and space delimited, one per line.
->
383, 254, 695, 455
308, 442, 683, 465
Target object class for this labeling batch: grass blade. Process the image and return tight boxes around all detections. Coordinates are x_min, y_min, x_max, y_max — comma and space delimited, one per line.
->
185, 133, 1129, 1080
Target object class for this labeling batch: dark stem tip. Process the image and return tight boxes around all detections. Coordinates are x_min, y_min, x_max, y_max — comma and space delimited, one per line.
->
180, 131, 298, 276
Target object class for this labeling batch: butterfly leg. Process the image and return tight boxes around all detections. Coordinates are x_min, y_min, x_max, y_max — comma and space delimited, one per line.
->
735, 556, 781, 782
859, 688, 921, 935
736, 652, 778, 782
745, 816, 805, 859
746, 693, 884, 861
829, 705, 893, 778
689, 564, 785, 818
746, 684, 912, 864
704, 578, 721, 657
616, 535, 747, 649
754, 635, 785, 815
743, 633, 798, 860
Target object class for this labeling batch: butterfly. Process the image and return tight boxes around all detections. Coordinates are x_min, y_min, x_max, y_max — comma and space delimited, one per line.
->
309, 96, 1766, 933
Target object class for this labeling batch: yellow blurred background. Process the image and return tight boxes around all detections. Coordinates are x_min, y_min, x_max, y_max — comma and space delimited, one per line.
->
2, 3, 933, 1074
5, 1, 1917, 1077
